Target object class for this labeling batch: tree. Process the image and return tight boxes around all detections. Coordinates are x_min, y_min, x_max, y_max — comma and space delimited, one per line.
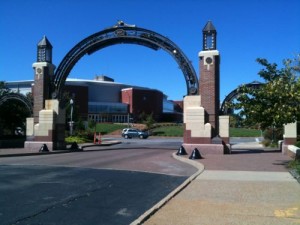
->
144, 113, 156, 130
0, 81, 31, 136
232, 55, 300, 130
0, 81, 9, 95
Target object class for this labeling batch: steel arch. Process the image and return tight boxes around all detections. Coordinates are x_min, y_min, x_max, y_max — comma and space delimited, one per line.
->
53, 21, 198, 98
220, 81, 263, 115
0, 93, 33, 116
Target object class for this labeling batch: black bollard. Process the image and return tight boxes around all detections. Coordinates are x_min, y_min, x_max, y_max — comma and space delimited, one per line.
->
70, 142, 82, 151
39, 144, 49, 152
189, 148, 203, 159
176, 146, 188, 155
296, 149, 300, 161
70, 142, 78, 150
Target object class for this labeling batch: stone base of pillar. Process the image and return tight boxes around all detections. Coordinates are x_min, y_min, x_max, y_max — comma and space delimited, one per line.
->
182, 143, 231, 156
282, 144, 300, 158
25, 99, 66, 151
284, 137, 297, 145
25, 141, 53, 152
54, 141, 66, 150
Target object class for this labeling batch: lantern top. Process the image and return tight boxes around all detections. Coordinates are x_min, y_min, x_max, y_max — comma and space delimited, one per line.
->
202, 21, 217, 51
38, 35, 52, 48
202, 21, 216, 33
37, 35, 52, 63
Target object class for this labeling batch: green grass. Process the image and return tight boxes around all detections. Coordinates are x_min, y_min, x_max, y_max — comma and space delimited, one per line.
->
151, 125, 262, 137
229, 127, 261, 137
67, 123, 263, 141
151, 125, 183, 137
289, 160, 300, 174
94, 123, 128, 134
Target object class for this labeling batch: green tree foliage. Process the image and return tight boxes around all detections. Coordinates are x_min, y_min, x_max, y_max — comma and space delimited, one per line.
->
0, 100, 30, 135
144, 113, 156, 130
0, 81, 31, 136
229, 114, 244, 128
0, 81, 9, 95
232, 55, 300, 129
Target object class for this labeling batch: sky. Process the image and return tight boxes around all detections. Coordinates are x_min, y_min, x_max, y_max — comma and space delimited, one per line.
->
1, 0, 299, 101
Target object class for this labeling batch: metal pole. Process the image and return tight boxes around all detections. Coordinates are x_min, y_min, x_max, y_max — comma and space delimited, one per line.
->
70, 99, 74, 136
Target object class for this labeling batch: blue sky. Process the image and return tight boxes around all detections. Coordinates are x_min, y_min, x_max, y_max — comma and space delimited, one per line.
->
1, 0, 299, 101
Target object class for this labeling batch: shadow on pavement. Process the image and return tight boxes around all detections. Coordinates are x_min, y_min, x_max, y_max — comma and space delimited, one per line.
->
231, 149, 281, 154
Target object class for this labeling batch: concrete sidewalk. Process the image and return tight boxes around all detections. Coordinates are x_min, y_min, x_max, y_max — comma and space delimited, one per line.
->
142, 170, 300, 225
139, 143, 300, 225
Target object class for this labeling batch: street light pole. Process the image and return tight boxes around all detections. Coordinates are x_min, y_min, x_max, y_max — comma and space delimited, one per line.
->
125, 90, 131, 128
69, 98, 74, 136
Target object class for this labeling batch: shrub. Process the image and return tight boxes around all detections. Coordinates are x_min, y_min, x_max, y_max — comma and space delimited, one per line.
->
65, 136, 88, 144
74, 130, 94, 141
262, 139, 271, 147
288, 160, 300, 174
263, 127, 283, 141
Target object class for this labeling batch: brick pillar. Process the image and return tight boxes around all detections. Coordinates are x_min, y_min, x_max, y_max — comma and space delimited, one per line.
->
32, 62, 55, 124
199, 50, 220, 136
284, 122, 297, 145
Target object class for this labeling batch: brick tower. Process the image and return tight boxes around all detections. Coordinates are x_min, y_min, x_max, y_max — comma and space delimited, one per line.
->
33, 36, 55, 123
199, 21, 220, 136
183, 21, 229, 155
25, 36, 66, 151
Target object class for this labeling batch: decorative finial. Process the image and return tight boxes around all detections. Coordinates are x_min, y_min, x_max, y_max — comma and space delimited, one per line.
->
114, 20, 136, 28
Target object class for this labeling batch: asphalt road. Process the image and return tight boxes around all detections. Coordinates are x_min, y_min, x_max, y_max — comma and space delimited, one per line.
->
0, 138, 197, 225
0, 165, 188, 225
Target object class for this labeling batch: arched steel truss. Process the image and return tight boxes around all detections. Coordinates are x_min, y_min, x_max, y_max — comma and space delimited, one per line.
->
220, 81, 263, 115
53, 21, 198, 98
0, 93, 33, 116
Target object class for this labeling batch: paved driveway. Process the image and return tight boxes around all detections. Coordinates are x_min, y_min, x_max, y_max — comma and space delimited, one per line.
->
0, 143, 198, 225
0, 165, 189, 225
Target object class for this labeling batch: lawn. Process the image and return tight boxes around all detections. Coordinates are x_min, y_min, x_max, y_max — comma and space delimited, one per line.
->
67, 123, 262, 142
229, 127, 262, 137
150, 125, 262, 137
151, 125, 183, 137
95, 123, 128, 134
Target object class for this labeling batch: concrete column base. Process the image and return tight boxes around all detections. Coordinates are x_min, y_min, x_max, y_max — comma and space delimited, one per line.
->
182, 143, 230, 156
24, 141, 53, 152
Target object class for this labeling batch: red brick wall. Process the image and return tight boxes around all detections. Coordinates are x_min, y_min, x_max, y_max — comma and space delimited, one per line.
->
199, 55, 220, 136
33, 67, 50, 123
132, 89, 163, 120
63, 85, 88, 120
173, 100, 183, 113
121, 89, 132, 113
121, 88, 163, 121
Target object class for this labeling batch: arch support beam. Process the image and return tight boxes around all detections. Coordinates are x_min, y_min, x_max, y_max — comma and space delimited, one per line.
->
220, 81, 263, 115
53, 21, 198, 98
0, 93, 33, 116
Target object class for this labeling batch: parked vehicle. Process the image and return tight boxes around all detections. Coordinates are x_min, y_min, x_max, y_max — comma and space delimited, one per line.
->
122, 128, 149, 139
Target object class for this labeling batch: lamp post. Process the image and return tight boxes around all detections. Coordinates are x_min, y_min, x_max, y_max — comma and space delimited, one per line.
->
124, 90, 131, 128
69, 98, 74, 136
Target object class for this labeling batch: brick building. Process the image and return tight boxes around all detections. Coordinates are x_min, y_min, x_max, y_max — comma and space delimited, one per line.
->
6, 75, 182, 123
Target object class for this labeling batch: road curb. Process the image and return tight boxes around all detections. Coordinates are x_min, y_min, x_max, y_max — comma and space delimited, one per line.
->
130, 152, 205, 225
0, 141, 121, 158
80, 141, 121, 149
0, 150, 72, 158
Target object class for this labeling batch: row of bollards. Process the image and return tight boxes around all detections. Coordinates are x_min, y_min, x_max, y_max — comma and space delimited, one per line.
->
39, 142, 82, 153
176, 146, 203, 159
